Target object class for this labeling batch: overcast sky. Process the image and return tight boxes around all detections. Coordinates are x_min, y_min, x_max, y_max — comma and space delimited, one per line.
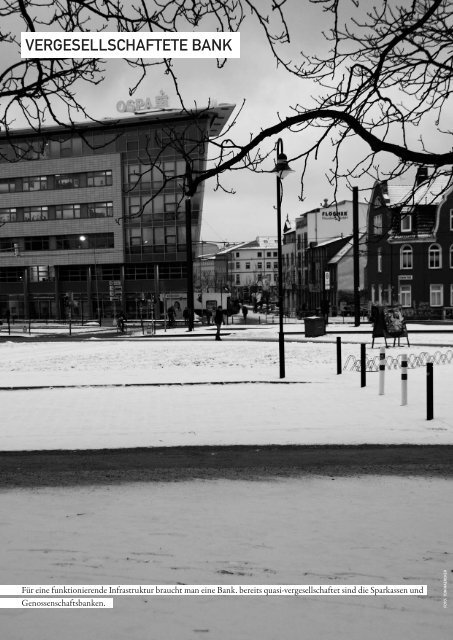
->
5, 1, 450, 244
67, 1, 364, 244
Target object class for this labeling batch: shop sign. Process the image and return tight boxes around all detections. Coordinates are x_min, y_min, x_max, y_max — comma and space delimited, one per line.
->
116, 98, 153, 113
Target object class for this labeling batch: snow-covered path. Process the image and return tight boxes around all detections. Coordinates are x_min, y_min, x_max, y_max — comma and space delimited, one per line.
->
1, 476, 451, 640
0, 339, 452, 450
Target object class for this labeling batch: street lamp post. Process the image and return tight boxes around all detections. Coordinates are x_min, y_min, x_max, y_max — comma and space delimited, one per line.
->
273, 139, 294, 379
79, 235, 101, 324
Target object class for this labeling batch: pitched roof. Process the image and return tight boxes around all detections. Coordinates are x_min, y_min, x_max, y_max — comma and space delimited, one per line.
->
384, 175, 452, 207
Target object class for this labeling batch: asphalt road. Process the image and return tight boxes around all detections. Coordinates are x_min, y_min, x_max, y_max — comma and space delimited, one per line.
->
1, 444, 452, 487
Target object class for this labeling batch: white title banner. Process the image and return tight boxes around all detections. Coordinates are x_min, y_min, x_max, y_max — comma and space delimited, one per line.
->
21, 32, 240, 59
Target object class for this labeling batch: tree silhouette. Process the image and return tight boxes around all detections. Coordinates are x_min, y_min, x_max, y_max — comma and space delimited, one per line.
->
2, 0, 453, 197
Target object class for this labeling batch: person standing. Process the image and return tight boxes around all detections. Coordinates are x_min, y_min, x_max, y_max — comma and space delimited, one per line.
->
242, 305, 248, 324
320, 298, 330, 325
214, 305, 224, 340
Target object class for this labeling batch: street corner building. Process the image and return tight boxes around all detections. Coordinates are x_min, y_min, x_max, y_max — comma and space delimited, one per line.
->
0, 103, 234, 322
366, 168, 453, 320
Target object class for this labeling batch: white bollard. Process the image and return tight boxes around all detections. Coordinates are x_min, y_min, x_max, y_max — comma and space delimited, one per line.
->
401, 353, 408, 406
379, 346, 385, 395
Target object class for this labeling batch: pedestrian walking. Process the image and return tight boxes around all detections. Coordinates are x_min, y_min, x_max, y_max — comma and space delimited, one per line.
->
242, 305, 248, 324
214, 305, 224, 340
116, 310, 127, 333
167, 305, 175, 327
320, 298, 330, 325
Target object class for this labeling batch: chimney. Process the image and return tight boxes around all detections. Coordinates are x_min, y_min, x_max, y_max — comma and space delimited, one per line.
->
415, 166, 429, 185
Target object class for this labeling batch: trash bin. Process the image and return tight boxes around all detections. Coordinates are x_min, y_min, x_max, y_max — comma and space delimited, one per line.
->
304, 316, 326, 337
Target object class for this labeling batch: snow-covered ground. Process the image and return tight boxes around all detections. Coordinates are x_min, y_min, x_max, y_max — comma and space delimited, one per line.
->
1, 330, 451, 639
1, 477, 451, 640
0, 330, 452, 450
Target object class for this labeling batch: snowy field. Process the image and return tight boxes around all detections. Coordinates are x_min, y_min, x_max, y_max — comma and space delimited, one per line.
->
1, 330, 451, 639
0, 330, 452, 450
1, 477, 451, 640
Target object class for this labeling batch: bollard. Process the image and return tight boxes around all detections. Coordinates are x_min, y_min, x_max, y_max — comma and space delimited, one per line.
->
426, 361, 433, 420
336, 337, 342, 375
379, 346, 385, 395
401, 353, 408, 406
360, 343, 366, 388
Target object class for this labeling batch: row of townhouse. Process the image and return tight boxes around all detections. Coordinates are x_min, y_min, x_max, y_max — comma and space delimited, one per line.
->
366, 168, 453, 320
281, 169, 453, 320
282, 199, 368, 316
192, 168, 453, 322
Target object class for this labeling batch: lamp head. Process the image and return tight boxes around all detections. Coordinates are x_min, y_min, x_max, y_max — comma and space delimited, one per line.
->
273, 152, 294, 180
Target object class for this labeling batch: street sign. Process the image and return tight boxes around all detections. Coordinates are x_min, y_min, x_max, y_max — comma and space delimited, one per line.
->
109, 280, 122, 301
324, 271, 331, 290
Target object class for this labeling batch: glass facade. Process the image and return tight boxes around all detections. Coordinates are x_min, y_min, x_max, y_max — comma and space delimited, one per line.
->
0, 108, 225, 320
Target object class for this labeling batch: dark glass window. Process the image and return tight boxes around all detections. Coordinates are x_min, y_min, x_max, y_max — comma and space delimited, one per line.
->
0, 267, 23, 282
58, 266, 88, 281
87, 202, 113, 218
24, 237, 50, 251
55, 174, 81, 189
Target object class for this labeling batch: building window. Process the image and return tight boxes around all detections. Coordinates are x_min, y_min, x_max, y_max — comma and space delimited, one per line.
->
428, 243, 442, 269
257, 262, 262, 269
0, 208, 17, 223
55, 173, 81, 189
87, 170, 112, 187
401, 213, 412, 232
245, 262, 250, 270
0, 179, 16, 193
451, 284, 453, 306
0, 267, 23, 282
56, 204, 81, 219
235, 274, 240, 284
273, 262, 278, 269
371, 284, 375, 303
29, 266, 55, 282
450, 244, 453, 268
24, 206, 49, 221
23, 175, 48, 191
400, 244, 413, 269
59, 233, 114, 250
374, 214, 383, 235
24, 237, 50, 251
257, 252, 262, 257
273, 252, 277, 257
377, 248, 382, 272
59, 266, 88, 281
266, 262, 271, 269
430, 284, 443, 307
235, 252, 239, 258
235, 262, 240, 269
450, 209, 453, 231
399, 284, 412, 307
87, 202, 113, 218
378, 284, 383, 305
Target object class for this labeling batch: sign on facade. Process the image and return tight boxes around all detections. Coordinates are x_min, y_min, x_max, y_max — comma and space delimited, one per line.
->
109, 280, 122, 301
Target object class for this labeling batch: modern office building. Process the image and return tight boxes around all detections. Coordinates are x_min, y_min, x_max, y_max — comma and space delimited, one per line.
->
0, 103, 234, 321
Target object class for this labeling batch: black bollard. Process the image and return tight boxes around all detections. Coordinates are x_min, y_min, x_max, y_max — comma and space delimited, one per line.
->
426, 361, 433, 420
336, 337, 342, 375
